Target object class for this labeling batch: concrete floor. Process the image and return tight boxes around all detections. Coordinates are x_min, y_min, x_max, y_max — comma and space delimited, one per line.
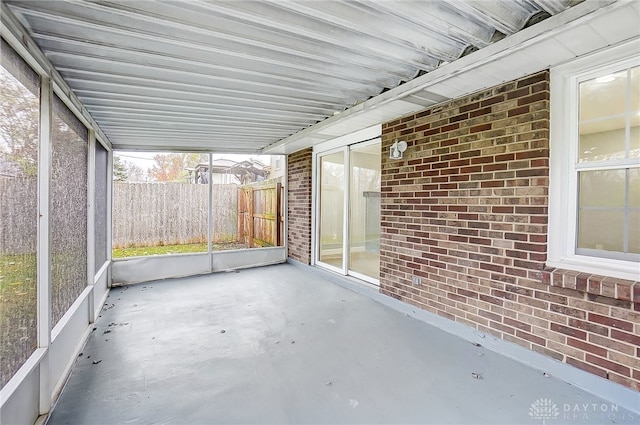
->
47, 263, 636, 425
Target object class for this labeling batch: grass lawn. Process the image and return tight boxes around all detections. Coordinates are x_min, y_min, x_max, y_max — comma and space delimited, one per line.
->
113, 241, 248, 258
0, 254, 37, 388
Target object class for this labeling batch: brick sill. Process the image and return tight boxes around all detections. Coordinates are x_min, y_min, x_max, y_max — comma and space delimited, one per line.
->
542, 267, 639, 304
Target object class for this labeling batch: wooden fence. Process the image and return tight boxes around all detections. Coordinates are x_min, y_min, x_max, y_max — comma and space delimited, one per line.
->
2, 179, 281, 253
238, 179, 283, 247
112, 182, 238, 248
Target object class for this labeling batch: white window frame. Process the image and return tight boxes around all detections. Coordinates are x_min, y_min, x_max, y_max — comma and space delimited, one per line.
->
549, 40, 640, 281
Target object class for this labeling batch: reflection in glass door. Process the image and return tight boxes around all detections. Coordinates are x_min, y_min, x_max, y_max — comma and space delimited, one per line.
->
349, 143, 381, 281
316, 140, 381, 283
318, 151, 345, 270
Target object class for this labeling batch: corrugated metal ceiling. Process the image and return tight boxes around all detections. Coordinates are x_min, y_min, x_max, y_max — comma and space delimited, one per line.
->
4, 0, 581, 152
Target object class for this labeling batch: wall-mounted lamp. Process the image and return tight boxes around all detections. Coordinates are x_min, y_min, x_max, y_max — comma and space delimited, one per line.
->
390, 139, 408, 160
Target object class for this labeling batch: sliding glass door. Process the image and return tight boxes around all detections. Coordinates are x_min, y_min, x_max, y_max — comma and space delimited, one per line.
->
316, 140, 381, 284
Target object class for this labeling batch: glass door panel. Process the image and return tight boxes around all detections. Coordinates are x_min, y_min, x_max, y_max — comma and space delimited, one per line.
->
349, 143, 381, 281
318, 151, 345, 269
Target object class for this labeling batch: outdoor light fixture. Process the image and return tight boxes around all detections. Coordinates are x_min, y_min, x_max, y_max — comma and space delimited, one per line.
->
390, 139, 408, 160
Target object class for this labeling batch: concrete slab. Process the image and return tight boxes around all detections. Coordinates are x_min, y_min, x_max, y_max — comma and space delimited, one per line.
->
47, 264, 637, 424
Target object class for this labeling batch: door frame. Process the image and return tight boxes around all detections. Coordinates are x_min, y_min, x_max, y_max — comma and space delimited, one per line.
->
312, 136, 381, 285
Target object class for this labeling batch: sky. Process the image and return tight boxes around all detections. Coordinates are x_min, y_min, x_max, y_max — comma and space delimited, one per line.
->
115, 151, 276, 173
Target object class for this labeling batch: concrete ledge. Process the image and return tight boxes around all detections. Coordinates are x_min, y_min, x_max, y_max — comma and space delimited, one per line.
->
113, 248, 287, 286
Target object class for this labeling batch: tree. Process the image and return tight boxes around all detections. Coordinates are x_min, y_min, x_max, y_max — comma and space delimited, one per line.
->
0, 67, 39, 177
125, 162, 146, 182
147, 153, 204, 182
113, 155, 128, 181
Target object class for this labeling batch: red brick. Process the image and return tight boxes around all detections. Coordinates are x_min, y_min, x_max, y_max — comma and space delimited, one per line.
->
517, 72, 549, 88
566, 357, 608, 378
450, 113, 468, 123
504, 317, 531, 332
508, 106, 529, 117
550, 323, 587, 340
611, 329, 640, 346
516, 330, 545, 346
588, 313, 633, 332
567, 338, 607, 357
460, 102, 480, 113
517, 92, 548, 106
567, 319, 609, 337
585, 354, 631, 377
469, 107, 492, 118
549, 304, 586, 319
480, 95, 504, 107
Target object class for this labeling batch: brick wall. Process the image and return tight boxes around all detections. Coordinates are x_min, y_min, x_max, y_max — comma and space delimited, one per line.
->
380, 71, 640, 391
287, 148, 313, 264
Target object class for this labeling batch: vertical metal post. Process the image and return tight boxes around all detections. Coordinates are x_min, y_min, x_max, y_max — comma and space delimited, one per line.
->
37, 76, 52, 415
342, 148, 350, 274
208, 153, 213, 272
248, 187, 254, 248
87, 129, 96, 322
106, 146, 113, 287
282, 155, 288, 254
276, 182, 282, 246
311, 151, 318, 266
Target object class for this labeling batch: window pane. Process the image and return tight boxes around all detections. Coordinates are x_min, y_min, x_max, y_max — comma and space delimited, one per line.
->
51, 95, 88, 328
578, 210, 624, 252
630, 211, 640, 254
630, 168, 640, 209
579, 169, 625, 207
631, 124, 640, 160
579, 122, 626, 162
319, 152, 344, 268
631, 67, 639, 114
349, 143, 381, 280
0, 55, 39, 388
579, 69, 627, 121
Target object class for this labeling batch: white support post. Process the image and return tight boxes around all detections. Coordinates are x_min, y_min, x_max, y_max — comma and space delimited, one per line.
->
283, 155, 288, 253
208, 153, 213, 272
310, 151, 318, 266
106, 147, 113, 287
87, 130, 96, 322
37, 76, 52, 415
342, 148, 350, 274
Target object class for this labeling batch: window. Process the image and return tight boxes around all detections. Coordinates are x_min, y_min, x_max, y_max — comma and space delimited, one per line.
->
549, 41, 640, 281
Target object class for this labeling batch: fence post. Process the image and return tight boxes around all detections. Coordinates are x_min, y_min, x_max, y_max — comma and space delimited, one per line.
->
276, 182, 282, 246
248, 187, 254, 248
